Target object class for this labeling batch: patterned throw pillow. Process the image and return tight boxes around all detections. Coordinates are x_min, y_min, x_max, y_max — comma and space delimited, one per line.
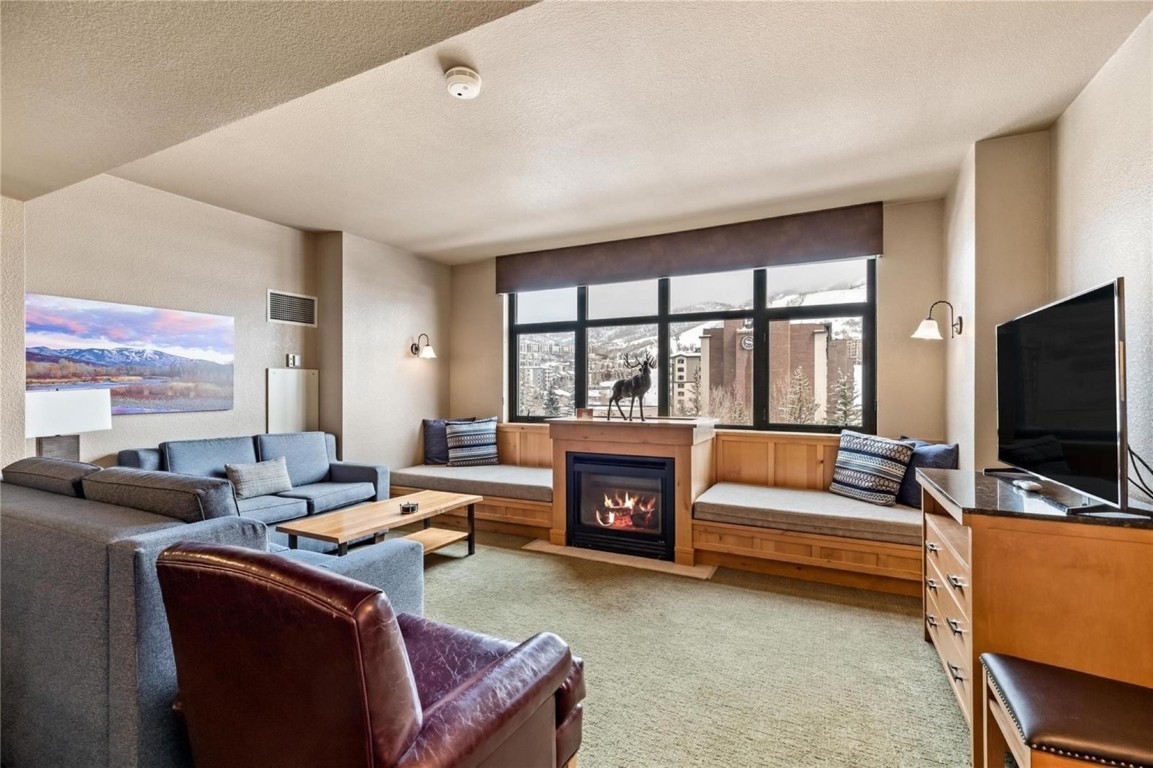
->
423, 417, 476, 465
225, 456, 293, 499
829, 431, 915, 506
445, 417, 499, 467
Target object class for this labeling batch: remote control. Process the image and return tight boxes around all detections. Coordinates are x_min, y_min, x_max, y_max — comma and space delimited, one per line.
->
1012, 479, 1042, 492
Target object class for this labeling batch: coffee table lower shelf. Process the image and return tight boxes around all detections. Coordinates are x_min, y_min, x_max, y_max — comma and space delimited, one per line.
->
405, 527, 470, 554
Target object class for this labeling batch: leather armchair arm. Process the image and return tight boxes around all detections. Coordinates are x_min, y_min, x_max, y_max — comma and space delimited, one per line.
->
396, 632, 573, 768
329, 461, 389, 500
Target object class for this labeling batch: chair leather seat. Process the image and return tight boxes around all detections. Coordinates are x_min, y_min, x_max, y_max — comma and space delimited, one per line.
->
982, 653, 1153, 767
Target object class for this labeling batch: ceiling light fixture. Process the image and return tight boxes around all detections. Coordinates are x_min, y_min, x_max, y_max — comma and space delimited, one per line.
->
445, 66, 482, 100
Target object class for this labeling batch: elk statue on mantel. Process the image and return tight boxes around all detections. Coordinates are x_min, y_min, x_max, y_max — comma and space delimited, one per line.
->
607, 352, 656, 421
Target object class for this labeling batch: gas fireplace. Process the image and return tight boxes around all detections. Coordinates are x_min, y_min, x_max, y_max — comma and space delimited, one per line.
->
566, 453, 675, 560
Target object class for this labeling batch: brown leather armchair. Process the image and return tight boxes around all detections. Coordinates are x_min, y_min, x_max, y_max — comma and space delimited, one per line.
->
156, 542, 585, 768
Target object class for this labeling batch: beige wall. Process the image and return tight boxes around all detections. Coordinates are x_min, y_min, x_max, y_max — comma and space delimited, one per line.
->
972, 132, 1052, 469
1, 196, 27, 467
448, 259, 505, 419
1052, 14, 1152, 505
877, 200, 946, 440
943, 133, 1051, 469
16, 175, 317, 465
944, 147, 978, 468
321, 233, 451, 468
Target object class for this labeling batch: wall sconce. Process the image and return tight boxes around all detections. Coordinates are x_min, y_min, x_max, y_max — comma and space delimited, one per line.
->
912, 300, 963, 340
409, 333, 437, 359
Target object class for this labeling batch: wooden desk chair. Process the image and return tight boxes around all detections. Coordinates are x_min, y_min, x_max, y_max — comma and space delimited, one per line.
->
981, 653, 1153, 768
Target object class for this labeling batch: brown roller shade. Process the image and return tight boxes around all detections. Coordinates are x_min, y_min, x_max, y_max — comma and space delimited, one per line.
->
495, 202, 882, 294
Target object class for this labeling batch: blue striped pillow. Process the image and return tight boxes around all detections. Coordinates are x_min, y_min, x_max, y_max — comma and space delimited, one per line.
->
445, 417, 499, 467
829, 431, 914, 506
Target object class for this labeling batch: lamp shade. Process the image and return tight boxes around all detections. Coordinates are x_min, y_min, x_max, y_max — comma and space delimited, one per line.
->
912, 318, 943, 340
418, 345, 437, 359
25, 389, 113, 438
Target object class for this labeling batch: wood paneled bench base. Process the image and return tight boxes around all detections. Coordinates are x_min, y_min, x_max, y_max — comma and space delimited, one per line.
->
392, 486, 552, 541
692, 519, 922, 596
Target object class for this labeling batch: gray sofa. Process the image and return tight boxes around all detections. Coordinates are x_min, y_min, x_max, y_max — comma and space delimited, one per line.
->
0, 457, 422, 768
118, 431, 388, 548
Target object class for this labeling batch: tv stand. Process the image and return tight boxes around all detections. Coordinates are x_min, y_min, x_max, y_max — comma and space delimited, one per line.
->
916, 468, 1153, 768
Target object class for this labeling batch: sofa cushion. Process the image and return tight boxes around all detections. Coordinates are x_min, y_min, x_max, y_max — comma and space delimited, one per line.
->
423, 418, 476, 465
2, 457, 102, 497
828, 431, 914, 506
236, 494, 307, 525
391, 465, 553, 503
693, 483, 922, 546
896, 438, 960, 509
82, 468, 240, 523
278, 482, 375, 514
256, 432, 331, 486
162, 436, 257, 479
446, 417, 499, 467
226, 457, 293, 499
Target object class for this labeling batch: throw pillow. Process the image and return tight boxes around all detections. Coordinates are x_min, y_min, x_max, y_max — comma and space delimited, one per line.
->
423, 417, 477, 465
446, 417, 499, 467
225, 457, 293, 499
896, 437, 960, 508
829, 431, 915, 506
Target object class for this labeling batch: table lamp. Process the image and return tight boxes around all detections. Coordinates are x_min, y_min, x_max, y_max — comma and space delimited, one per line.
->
25, 389, 113, 461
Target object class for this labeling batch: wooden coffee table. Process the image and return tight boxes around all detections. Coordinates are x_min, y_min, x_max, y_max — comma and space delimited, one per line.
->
277, 490, 483, 557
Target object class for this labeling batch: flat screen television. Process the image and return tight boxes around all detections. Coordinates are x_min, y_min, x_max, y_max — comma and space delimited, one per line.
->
996, 278, 1127, 509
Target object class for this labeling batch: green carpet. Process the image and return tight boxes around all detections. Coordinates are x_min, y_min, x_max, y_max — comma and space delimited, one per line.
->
421, 533, 970, 768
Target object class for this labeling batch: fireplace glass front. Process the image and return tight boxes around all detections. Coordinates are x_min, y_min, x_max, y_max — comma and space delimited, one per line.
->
567, 453, 675, 560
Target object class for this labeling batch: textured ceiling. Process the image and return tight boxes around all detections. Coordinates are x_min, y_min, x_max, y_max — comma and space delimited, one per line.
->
1, 0, 533, 200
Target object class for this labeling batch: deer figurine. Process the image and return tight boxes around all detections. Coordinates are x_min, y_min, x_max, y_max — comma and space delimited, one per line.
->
607, 352, 656, 421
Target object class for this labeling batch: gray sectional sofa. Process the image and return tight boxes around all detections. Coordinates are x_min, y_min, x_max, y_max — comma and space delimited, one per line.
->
0, 456, 422, 768
118, 431, 388, 549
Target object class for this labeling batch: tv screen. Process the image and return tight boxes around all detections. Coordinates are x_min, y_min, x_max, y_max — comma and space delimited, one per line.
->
996, 279, 1126, 508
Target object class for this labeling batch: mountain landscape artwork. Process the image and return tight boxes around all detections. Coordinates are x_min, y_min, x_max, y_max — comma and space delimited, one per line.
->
25, 294, 234, 415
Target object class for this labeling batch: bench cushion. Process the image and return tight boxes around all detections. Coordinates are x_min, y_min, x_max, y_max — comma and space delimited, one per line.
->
693, 483, 921, 546
391, 465, 552, 503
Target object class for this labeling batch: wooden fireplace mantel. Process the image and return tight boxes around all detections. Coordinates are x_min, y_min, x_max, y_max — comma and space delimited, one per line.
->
548, 418, 717, 565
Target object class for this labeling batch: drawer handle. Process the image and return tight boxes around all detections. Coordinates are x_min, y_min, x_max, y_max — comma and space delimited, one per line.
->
946, 618, 966, 636
926, 578, 939, 591
947, 662, 965, 683
926, 542, 941, 553
926, 614, 939, 628
947, 574, 968, 589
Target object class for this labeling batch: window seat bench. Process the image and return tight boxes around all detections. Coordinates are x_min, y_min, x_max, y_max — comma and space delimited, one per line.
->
390, 464, 554, 538
691, 481, 923, 595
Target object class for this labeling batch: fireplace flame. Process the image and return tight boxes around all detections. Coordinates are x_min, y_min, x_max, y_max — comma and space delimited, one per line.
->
594, 490, 658, 530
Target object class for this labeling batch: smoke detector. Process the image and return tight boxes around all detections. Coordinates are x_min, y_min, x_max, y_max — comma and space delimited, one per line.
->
445, 66, 482, 100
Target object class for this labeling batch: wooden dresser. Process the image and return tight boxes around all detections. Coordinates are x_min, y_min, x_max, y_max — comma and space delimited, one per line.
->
917, 469, 1153, 768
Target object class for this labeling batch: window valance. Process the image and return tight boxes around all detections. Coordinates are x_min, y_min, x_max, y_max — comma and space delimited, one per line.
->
495, 202, 882, 294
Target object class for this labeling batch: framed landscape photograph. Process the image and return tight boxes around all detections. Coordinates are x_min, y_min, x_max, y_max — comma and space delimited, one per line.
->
25, 294, 235, 415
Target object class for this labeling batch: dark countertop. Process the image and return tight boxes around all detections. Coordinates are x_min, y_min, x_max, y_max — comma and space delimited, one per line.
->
917, 468, 1153, 529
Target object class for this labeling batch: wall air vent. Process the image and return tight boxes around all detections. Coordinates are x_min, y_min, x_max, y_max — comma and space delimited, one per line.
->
267, 290, 318, 327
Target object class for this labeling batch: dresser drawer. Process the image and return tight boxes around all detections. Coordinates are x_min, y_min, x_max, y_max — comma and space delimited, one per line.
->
925, 514, 971, 617
925, 578, 973, 726
927, 557, 973, 663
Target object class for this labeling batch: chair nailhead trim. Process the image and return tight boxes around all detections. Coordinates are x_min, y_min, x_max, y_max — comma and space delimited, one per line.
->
984, 668, 1147, 768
